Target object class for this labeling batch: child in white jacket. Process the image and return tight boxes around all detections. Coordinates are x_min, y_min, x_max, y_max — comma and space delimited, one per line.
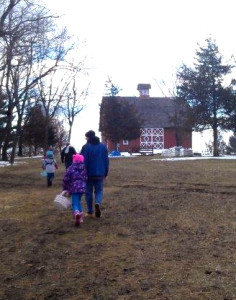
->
42, 151, 58, 187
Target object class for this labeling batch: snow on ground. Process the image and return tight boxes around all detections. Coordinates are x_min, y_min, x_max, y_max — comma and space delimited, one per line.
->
0, 156, 42, 167
0, 160, 28, 167
1, 155, 236, 167
0, 161, 11, 167
152, 155, 236, 161
109, 153, 236, 161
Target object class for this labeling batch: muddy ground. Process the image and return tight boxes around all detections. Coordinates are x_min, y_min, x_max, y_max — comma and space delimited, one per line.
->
0, 156, 236, 300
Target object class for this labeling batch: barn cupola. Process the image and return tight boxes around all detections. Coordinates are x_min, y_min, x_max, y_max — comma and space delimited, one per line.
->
137, 84, 151, 98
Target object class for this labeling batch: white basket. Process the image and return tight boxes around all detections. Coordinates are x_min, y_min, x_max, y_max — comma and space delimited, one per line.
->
54, 192, 71, 210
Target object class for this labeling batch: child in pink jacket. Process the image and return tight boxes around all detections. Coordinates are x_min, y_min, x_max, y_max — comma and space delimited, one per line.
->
62, 154, 87, 226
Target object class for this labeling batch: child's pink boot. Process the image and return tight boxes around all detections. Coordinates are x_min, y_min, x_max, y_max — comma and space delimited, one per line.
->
79, 212, 84, 223
74, 210, 84, 227
74, 210, 80, 227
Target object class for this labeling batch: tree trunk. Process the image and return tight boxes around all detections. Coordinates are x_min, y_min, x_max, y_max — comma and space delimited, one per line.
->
18, 131, 23, 156
18, 144, 23, 156
17, 132, 23, 157
213, 126, 219, 156
175, 128, 182, 147
2, 141, 9, 161
33, 145, 36, 156
68, 124, 72, 143
212, 80, 219, 157
1, 110, 13, 161
44, 116, 49, 154
10, 114, 24, 163
10, 142, 17, 164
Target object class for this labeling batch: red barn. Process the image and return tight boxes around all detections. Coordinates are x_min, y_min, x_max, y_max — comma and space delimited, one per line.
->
100, 84, 192, 153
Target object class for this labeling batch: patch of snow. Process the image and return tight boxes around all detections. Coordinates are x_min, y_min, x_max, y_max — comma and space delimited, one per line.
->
0, 161, 11, 167
0, 157, 39, 167
152, 155, 236, 161
1, 155, 236, 167
120, 152, 131, 156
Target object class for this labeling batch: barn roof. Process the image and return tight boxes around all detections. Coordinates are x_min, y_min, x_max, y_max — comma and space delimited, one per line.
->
101, 96, 178, 128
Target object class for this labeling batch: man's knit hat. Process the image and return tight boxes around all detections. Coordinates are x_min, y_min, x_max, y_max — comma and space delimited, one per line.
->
85, 130, 95, 139
73, 154, 84, 163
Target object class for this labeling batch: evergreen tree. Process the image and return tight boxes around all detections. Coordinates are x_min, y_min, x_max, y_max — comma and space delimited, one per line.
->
226, 134, 236, 154
23, 105, 46, 154
100, 104, 143, 150
177, 37, 235, 156
100, 79, 142, 150
100, 98, 141, 144
222, 82, 236, 132
47, 119, 59, 148
23, 105, 58, 154
104, 76, 122, 96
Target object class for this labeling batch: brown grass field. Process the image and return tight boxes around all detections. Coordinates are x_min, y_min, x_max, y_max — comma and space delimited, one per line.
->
0, 155, 236, 300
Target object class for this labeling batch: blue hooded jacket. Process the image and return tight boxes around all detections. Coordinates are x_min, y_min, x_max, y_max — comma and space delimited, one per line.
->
81, 136, 109, 178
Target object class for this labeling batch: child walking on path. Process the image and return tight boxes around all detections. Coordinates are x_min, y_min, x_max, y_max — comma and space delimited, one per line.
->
62, 154, 87, 226
42, 151, 58, 187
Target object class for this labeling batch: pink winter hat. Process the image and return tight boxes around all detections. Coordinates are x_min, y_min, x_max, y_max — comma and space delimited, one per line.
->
73, 154, 84, 163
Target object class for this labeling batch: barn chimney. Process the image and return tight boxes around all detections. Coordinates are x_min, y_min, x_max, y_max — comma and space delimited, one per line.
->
137, 84, 151, 98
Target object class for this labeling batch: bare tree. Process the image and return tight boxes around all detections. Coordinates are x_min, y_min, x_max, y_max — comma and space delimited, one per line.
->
36, 70, 70, 152
0, 0, 21, 39
0, 0, 72, 162
55, 120, 68, 153
62, 72, 89, 142
35, 60, 87, 150
37, 56, 90, 148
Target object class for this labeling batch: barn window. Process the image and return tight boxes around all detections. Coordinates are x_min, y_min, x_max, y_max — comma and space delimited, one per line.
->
123, 140, 129, 145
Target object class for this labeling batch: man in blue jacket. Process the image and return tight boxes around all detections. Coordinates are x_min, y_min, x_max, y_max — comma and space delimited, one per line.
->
81, 130, 109, 218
